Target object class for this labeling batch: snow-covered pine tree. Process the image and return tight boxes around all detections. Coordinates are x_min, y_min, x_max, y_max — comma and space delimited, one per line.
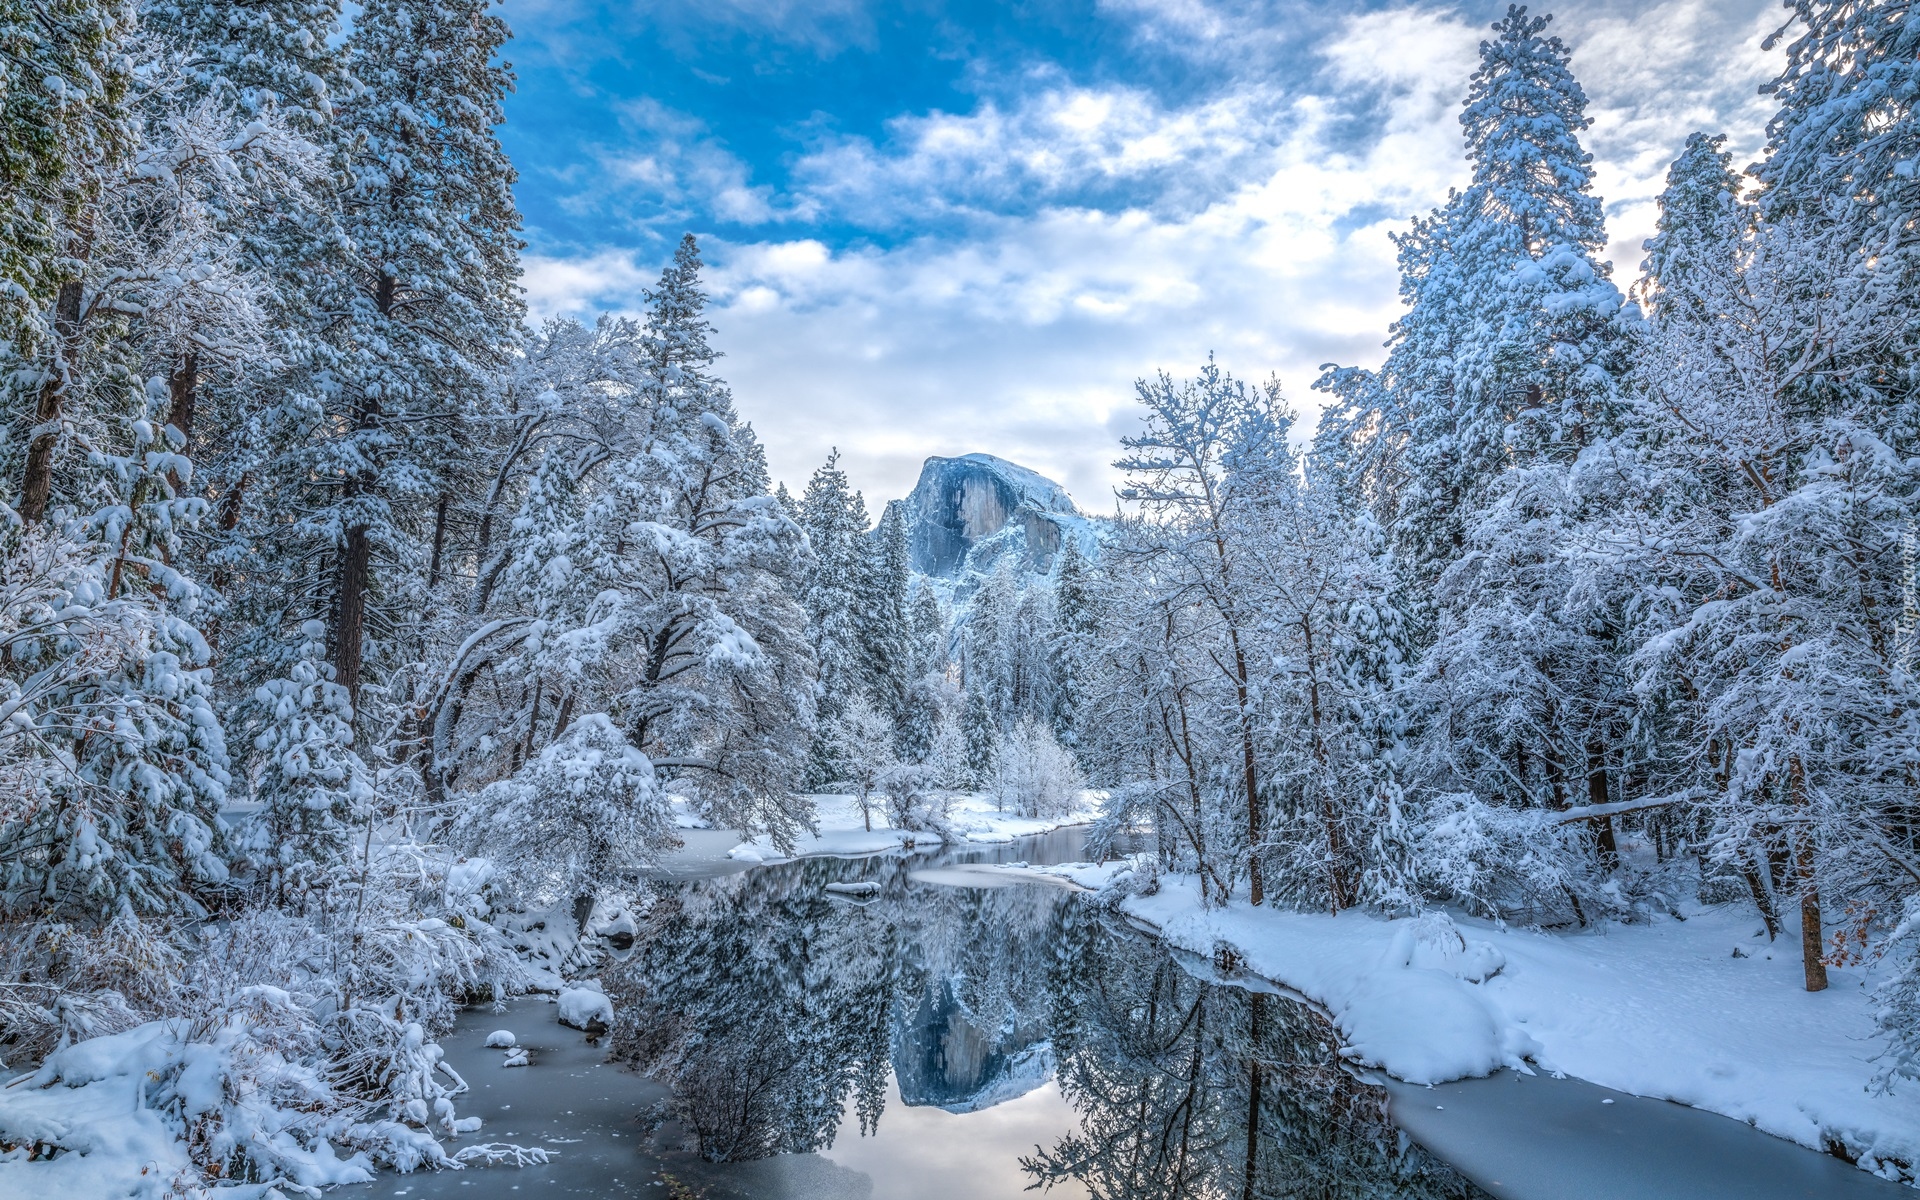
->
320, 0, 523, 717
801, 450, 869, 783
0, 414, 232, 921
137, 0, 348, 668
241, 620, 371, 907
962, 687, 998, 793
1637, 132, 1747, 321
1050, 533, 1095, 755
859, 500, 915, 745
0, 0, 132, 365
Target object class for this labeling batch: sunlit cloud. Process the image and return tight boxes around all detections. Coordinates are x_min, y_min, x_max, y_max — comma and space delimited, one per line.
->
510, 0, 1785, 505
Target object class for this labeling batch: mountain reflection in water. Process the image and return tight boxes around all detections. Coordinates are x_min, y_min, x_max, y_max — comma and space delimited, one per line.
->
609, 849, 1485, 1199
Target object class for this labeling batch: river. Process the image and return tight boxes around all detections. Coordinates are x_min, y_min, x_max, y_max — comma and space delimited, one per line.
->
350, 828, 1904, 1200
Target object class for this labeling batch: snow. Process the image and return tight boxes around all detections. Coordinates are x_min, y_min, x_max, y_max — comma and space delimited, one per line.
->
555, 986, 614, 1032
484, 1030, 516, 1048
721, 791, 1101, 864
1120, 877, 1920, 1182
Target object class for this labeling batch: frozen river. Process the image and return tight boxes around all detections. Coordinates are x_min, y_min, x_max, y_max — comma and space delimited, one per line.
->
349, 828, 1905, 1200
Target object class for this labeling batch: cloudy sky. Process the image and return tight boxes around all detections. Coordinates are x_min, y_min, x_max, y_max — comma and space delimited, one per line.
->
499, 0, 1785, 508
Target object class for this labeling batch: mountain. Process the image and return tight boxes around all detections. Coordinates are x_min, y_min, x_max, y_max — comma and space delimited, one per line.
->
900, 453, 1097, 579
892, 977, 1055, 1113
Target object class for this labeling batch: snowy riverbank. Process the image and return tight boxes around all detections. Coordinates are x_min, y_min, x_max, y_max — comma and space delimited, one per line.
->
1103, 874, 1920, 1185
718, 790, 1103, 863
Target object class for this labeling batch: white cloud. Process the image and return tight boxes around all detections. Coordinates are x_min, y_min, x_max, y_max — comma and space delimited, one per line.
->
522, 1, 1785, 509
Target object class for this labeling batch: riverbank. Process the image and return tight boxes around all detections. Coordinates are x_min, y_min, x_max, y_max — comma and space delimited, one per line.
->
1110, 874, 1920, 1186
717, 790, 1103, 863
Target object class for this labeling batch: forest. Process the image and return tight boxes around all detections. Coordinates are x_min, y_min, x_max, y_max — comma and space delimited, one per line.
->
0, 0, 1916, 1195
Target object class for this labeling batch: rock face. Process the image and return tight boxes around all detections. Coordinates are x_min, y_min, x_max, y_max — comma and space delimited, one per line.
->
902, 453, 1084, 578
892, 978, 1053, 1113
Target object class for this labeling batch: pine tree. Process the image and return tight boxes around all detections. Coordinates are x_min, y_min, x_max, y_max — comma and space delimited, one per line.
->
0, 415, 232, 920
962, 688, 999, 793
321, 0, 523, 715
241, 620, 371, 906
1049, 534, 1095, 754
801, 450, 869, 784
859, 500, 915, 744
1638, 132, 1746, 321
0, 0, 132, 361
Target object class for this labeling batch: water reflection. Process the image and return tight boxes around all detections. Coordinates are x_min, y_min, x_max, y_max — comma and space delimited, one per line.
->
1030, 901, 1484, 1199
610, 850, 1482, 1199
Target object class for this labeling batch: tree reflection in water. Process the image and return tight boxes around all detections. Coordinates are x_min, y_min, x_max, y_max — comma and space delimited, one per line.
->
1029, 901, 1485, 1199
608, 854, 1483, 1199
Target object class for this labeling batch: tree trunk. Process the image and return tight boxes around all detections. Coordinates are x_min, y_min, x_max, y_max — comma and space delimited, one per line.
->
164, 350, 198, 492
19, 280, 85, 524
334, 524, 372, 709
428, 493, 450, 590
1232, 637, 1264, 907
1790, 758, 1827, 992
1742, 849, 1782, 941
1586, 736, 1619, 871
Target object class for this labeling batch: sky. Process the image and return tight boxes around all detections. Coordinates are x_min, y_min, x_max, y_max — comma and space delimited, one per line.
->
499, 0, 1787, 510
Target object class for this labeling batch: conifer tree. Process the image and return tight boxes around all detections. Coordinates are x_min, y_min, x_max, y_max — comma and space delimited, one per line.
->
962, 688, 998, 793
1638, 132, 1746, 320
801, 451, 869, 783
0, 0, 132, 361
321, 0, 523, 714
1050, 534, 1095, 754
860, 500, 915, 742
241, 620, 371, 907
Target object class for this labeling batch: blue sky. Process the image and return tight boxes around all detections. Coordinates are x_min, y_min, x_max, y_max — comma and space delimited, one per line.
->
500, 0, 1784, 507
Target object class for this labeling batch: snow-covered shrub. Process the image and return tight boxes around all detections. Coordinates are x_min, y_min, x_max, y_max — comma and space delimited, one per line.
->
453, 713, 677, 929
0, 913, 189, 1065
994, 717, 1084, 819
880, 762, 951, 838
1875, 895, 1920, 1092
1408, 792, 1610, 926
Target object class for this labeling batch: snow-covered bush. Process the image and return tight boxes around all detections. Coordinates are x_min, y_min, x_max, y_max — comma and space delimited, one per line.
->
453, 713, 676, 929
1408, 792, 1609, 926
1875, 895, 1920, 1092
994, 717, 1084, 819
880, 761, 951, 837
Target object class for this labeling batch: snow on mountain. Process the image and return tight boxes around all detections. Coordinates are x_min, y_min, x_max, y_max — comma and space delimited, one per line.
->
899, 452, 1101, 580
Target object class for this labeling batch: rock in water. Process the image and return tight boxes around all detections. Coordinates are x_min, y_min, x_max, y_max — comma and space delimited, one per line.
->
484, 1029, 516, 1048
824, 880, 881, 897
557, 986, 615, 1033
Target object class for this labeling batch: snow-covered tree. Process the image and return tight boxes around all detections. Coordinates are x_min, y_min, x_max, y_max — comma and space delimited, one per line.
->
831, 693, 897, 833
801, 450, 869, 782
859, 500, 915, 743
962, 687, 998, 792
455, 713, 670, 931
994, 716, 1083, 819
241, 619, 372, 906
318, 0, 523, 714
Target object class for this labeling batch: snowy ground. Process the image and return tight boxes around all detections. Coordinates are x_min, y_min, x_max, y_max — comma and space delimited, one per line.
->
719, 791, 1102, 864
1095, 873, 1920, 1185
